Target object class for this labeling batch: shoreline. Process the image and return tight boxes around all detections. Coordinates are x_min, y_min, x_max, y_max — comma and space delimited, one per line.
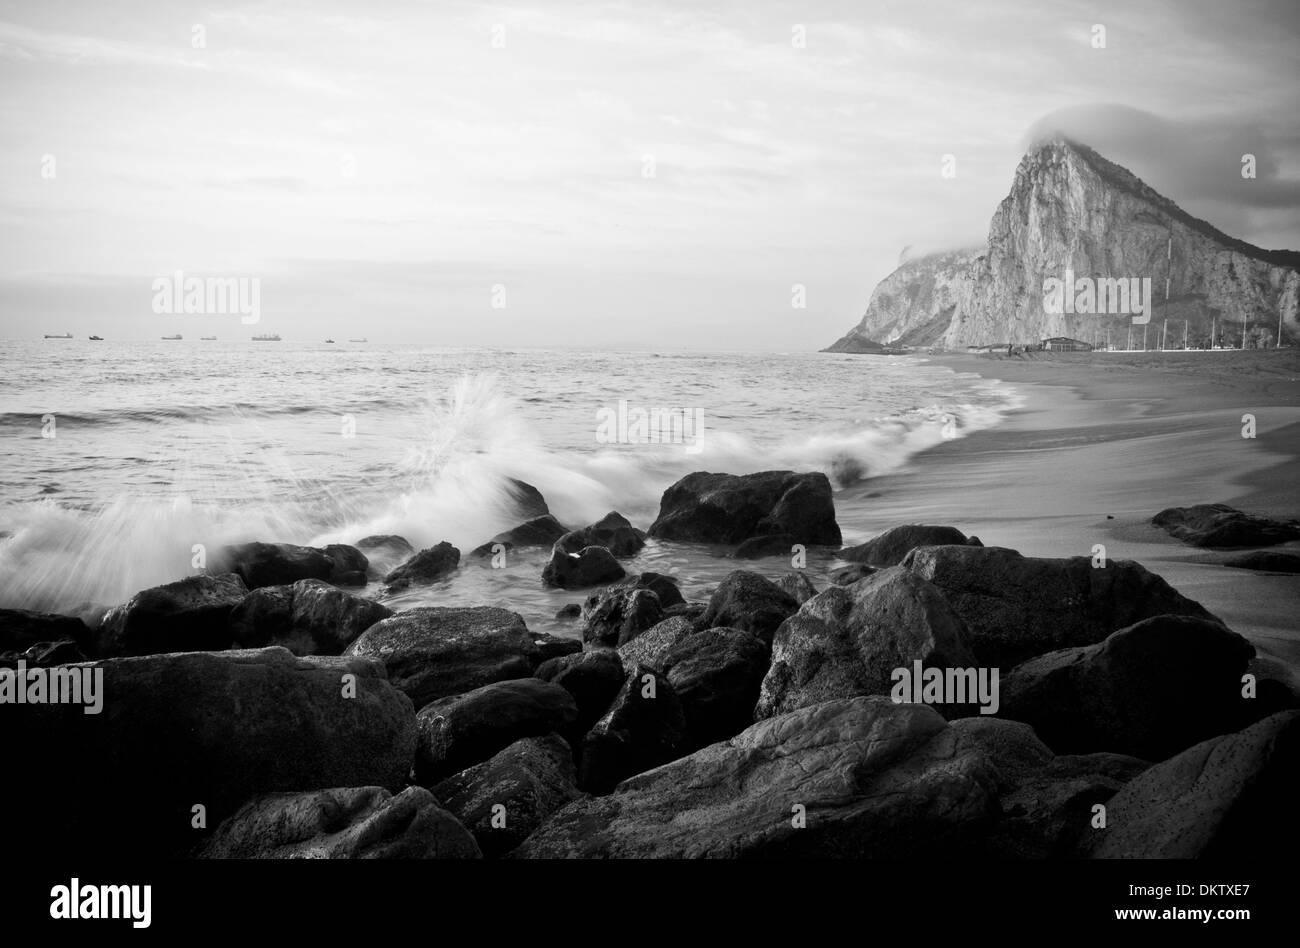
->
836, 349, 1300, 683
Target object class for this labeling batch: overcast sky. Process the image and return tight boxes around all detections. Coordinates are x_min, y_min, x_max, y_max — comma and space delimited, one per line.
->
1, 0, 1297, 347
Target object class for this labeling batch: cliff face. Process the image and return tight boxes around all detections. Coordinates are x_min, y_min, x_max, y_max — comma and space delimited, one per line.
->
825, 140, 1300, 350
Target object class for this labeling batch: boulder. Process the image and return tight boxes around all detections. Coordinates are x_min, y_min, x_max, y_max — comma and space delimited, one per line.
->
354, 535, 415, 580
648, 470, 841, 545
732, 534, 798, 560
662, 627, 770, 749
694, 570, 798, 645
0, 608, 90, 653
1082, 711, 1299, 858
355, 534, 415, 559
230, 581, 391, 655
471, 515, 568, 557
414, 678, 578, 785
839, 524, 975, 566
999, 614, 1256, 759
756, 567, 978, 720
220, 541, 336, 589
776, 572, 818, 605
513, 696, 998, 858
578, 665, 687, 794
322, 544, 369, 586
383, 541, 460, 590
3, 647, 415, 857
541, 543, 625, 589
627, 572, 685, 609
579, 586, 664, 649
617, 615, 697, 670
555, 603, 581, 621
992, 751, 1150, 858
506, 478, 550, 519
579, 511, 647, 557
535, 648, 625, 732
1222, 550, 1300, 573
96, 573, 247, 657
532, 632, 582, 662
901, 545, 1218, 667
344, 606, 540, 710
433, 734, 581, 857
198, 786, 480, 859
1152, 503, 1300, 548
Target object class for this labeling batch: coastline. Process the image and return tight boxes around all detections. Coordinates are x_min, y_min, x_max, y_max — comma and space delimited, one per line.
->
835, 349, 1300, 684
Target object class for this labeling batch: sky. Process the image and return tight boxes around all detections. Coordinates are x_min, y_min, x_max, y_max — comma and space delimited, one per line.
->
0, 0, 1297, 348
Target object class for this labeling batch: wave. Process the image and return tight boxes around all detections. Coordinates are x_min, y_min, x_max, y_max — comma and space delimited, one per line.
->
0, 370, 1021, 617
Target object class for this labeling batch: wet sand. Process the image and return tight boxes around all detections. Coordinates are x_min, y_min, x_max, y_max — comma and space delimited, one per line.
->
835, 348, 1300, 685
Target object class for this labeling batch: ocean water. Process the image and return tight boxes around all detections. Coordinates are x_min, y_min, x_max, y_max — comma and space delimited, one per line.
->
0, 340, 1022, 632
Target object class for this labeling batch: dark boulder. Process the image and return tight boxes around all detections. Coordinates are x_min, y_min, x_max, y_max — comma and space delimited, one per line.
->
513, 696, 997, 858
662, 627, 770, 750
506, 478, 550, 518
220, 542, 335, 589
354, 535, 415, 580
578, 665, 687, 794
383, 542, 460, 590
532, 632, 582, 662
230, 580, 391, 655
344, 606, 541, 710
555, 603, 581, 621
414, 678, 578, 785
322, 544, 368, 586
616, 615, 697, 670
648, 470, 841, 546
541, 543, 625, 589
4, 647, 415, 857
755, 567, 977, 720
1082, 711, 1299, 858
694, 570, 798, 645
96, 573, 247, 657
471, 515, 568, 558
902, 545, 1219, 667
1152, 503, 1300, 548
433, 734, 581, 858
535, 648, 625, 733
579, 585, 664, 649
198, 786, 479, 859
0, 608, 90, 653
839, 524, 974, 566
999, 614, 1256, 759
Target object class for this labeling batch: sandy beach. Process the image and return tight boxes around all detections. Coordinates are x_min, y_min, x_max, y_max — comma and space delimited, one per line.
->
836, 348, 1300, 685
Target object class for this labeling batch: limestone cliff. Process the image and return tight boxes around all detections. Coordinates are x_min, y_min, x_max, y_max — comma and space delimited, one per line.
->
824, 139, 1300, 350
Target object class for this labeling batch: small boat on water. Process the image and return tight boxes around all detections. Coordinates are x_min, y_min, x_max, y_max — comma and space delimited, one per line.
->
44, 332, 73, 339
325, 339, 335, 344
89, 335, 103, 341
162, 334, 182, 340
252, 333, 282, 341
348, 338, 367, 343
200, 336, 217, 340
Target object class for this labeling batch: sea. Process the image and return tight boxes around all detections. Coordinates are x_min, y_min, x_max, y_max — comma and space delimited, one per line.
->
0, 340, 1023, 634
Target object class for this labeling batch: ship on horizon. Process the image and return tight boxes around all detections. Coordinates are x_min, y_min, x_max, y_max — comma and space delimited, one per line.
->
89, 335, 103, 341
43, 332, 73, 339
348, 337, 367, 343
200, 335, 217, 340
252, 333, 282, 341
162, 334, 182, 340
